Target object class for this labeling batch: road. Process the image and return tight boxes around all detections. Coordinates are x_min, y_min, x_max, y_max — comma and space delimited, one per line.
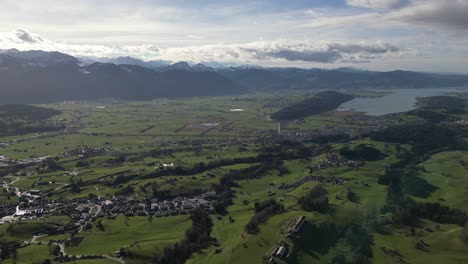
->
1, 176, 21, 197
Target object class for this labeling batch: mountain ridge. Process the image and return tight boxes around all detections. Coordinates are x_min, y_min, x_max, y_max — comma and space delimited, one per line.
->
0, 50, 467, 104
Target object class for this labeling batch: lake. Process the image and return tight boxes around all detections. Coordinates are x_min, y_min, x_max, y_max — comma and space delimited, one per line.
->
338, 88, 467, 116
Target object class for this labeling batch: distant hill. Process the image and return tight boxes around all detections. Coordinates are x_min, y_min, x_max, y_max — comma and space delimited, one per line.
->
217, 68, 468, 91
272, 91, 354, 121
103, 56, 170, 69
79, 55, 468, 91
415, 96, 466, 114
0, 49, 78, 66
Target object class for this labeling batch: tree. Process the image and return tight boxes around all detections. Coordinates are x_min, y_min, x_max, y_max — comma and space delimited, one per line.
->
461, 222, 468, 245
50, 244, 61, 256
346, 188, 360, 203
299, 185, 329, 213
245, 199, 284, 234
96, 220, 105, 231
76, 160, 90, 167
153, 208, 214, 264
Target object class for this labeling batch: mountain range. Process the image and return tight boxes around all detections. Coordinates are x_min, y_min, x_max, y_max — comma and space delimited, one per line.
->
0, 49, 467, 104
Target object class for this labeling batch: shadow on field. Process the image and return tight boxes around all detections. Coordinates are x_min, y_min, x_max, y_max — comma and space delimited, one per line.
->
287, 221, 343, 263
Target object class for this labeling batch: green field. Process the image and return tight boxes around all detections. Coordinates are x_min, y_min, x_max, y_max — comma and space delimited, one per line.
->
66, 215, 191, 262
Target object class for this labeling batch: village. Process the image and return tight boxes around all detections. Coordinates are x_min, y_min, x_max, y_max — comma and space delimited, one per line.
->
0, 155, 50, 167
0, 187, 218, 226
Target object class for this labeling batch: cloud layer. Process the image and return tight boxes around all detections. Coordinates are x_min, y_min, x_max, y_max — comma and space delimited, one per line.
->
390, 0, 468, 30
311, 0, 468, 30
346, 0, 408, 9
0, 30, 402, 65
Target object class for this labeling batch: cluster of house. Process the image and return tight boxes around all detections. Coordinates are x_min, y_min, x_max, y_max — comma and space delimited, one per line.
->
154, 162, 175, 170
278, 175, 348, 190
62, 146, 111, 158
62, 111, 89, 133
0, 189, 48, 223
316, 153, 364, 170
150, 197, 212, 217
1, 189, 219, 230
21, 189, 42, 201
453, 119, 468, 125
292, 126, 370, 138
344, 114, 394, 129
0, 155, 50, 167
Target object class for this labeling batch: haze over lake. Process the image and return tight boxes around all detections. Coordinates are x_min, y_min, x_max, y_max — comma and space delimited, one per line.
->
339, 88, 467, 116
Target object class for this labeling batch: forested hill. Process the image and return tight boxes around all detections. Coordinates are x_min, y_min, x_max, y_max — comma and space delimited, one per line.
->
0, 104, 62, 137
0, 104, 60, 120
271, 91, 354, 121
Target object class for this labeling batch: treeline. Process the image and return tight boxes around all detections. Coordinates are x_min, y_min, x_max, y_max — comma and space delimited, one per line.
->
212, 161, 287, 215
0, 241, 20, 261
271, 91, 354, 121
413, 202, 467, 226
394, 201, 468, 227
142, 139, 319, 181
153, 208, 214, 264
245, 199, 284, 234
140, 157, 253, 181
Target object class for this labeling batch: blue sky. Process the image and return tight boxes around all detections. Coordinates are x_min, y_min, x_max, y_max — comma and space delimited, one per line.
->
0, 0, 467, 73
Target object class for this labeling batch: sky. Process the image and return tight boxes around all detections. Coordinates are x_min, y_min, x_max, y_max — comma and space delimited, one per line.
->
0, 0, 467, 72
